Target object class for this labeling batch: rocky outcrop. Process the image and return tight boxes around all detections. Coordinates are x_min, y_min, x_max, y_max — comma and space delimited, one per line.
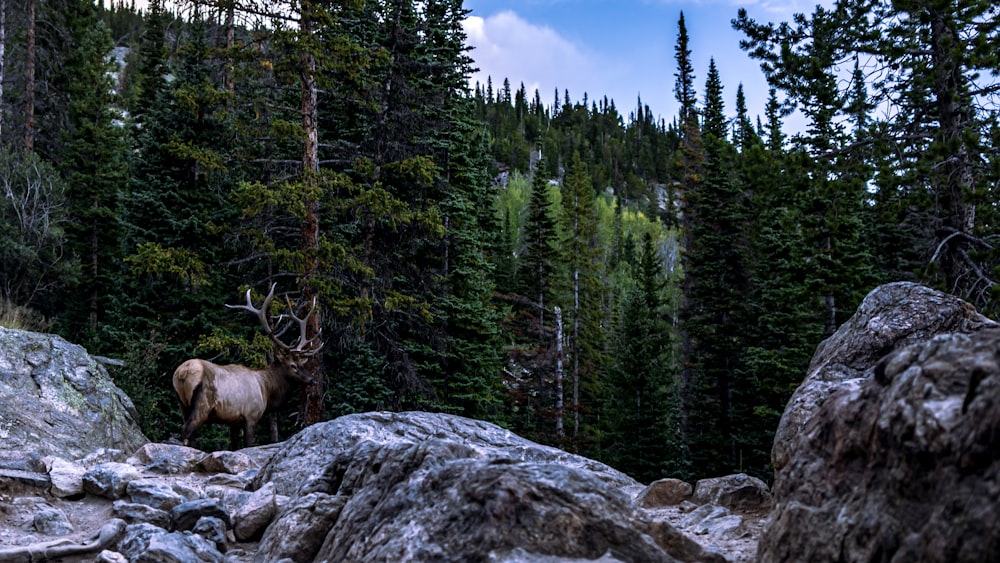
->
0, 412, 755, 562
0, 327, 148, 460
771, 282, 996, 472
254, 412, 722, 562
254, 410, 637, 494
759, 283, 1000, 563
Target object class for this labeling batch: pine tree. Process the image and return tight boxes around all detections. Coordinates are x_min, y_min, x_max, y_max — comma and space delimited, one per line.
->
115, 13, 242, 441
738, 116, 823, 477
560, 150, 605, 445
678, 47, 754, 477
673, 12, 696, 124
54, 0, 129, 347
507, 159, 564, 440
735, 0, 999, 313
605, 233, 681, 482
0, 149, 76, 311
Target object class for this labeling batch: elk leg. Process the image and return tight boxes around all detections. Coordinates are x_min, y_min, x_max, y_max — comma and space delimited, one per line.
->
269, 413, 279, 443
180, 409, 209, 447
242, 418, 255, 449
178, 405, 192, 444
230, 424, 242, 451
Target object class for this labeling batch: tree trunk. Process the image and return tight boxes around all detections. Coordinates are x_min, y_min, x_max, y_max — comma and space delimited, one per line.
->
572, 268, 580, 438
90, 201, 98, 333
224, 0, 234, 98
299, 2, 326, 425
554, 305, 564, 439
300, 2, 324, 426
929, 8, 976, 296
24, 0, 34, 151
0, 0, 6, 140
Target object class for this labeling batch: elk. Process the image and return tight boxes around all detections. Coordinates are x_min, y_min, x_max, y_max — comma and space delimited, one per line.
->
173, 283, 322, 450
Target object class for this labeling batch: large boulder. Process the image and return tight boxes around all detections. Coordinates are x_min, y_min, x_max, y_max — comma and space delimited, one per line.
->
771, 281, 996, 471
254, 410, 637, 494
0, 327, 148, 461
759, 283, 1000, 563
253, 411, 723, 562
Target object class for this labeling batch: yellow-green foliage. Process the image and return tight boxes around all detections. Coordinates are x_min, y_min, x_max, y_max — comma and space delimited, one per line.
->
166, 138, 226, 173
496, 171, 669, 258
196, 327, 274, 367
125, 242, 208, 287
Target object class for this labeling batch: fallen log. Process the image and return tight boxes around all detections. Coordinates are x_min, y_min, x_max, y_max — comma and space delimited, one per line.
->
0, 518, 125, 562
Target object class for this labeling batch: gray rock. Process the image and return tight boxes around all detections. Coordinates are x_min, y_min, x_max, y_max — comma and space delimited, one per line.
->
691, 473, 771, 512
678, 504, 744, 541
637, 478, 693, 508
118, 523, 167, 559
33, 506, 74, 535
489, 548, 630, 562
198, 451, 258, 475
0, 450, 45, 472
127, 443, 204, 474
233, 481, 279, 541
45, 456, 86, 498
97, 550, 130, 563
257, 436, 722, 563
127, 479, 188, 511
114, 500, 172, 528
79, 449, 126, 468
772, 282, 996, 472
0, 468, 50, 490
204, 486, 252, 519
170, 498, 232, 532
192, 516, 228, 553
254, 411, 637, 496
171, 481, 204, 502
118, 522, 225, 562
256, 491, 346, 562
759, 284, 1000, 563
83, 462, 141, 499
0, 327, 148, 459
204, 471, 253, 489
143, 530, 225, 563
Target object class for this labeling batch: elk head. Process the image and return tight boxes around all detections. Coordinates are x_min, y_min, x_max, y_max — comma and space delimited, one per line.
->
226, 282, 324, 377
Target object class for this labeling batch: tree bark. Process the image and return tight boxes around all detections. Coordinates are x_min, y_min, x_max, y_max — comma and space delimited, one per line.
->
572, 268, 580, 438
24, 0, 34, 151
929, 8, 976, 296
300, 1, 324, 426
225, 0, 234, 98
0, 0, 6, 140
554, 305, 564, 439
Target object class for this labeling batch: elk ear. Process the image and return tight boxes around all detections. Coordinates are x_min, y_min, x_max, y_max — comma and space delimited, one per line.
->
274, 349, 290, 365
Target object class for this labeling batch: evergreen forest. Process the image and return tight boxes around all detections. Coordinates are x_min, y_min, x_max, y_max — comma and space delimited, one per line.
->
1, 0, 998, 484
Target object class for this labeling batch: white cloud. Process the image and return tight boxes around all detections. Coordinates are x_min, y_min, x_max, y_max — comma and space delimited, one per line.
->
647, 0, 818, 16
463, 11, 600, 105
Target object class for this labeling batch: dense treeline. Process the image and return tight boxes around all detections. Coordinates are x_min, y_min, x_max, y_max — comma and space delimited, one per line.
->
0, 0, 996, 484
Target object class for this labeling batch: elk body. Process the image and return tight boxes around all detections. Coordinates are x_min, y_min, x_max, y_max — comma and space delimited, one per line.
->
173, 284, 322, 450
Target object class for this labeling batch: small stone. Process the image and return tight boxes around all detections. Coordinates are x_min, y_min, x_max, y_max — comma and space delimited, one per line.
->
637, 478, 693, 508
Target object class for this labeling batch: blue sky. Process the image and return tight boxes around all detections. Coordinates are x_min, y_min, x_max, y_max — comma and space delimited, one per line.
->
462, 0, 819, 129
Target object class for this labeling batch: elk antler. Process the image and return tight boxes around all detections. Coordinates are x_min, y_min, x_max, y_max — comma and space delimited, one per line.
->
283, 294, 324, 356
226, 283, 323, 355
